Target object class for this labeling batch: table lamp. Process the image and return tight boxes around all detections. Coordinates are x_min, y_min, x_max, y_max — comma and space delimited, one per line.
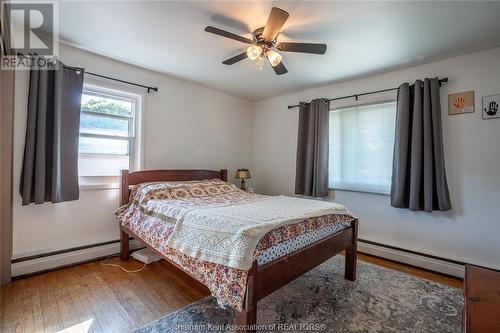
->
235, 168, 251, 191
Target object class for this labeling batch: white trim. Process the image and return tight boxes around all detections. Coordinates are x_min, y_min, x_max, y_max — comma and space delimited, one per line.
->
358, 241, 465, 278
79, 175, 120, 190
11, 239, 143, 277
79, 182, 119, 190
330, 99, 397, 112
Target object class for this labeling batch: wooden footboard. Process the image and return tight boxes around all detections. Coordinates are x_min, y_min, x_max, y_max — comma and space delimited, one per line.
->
118, 169, 357, 333
235, 219, 357, 333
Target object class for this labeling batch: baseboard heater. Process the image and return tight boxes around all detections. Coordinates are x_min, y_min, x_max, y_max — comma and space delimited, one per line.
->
11, 238, 144, 278
12, 237, 467, 279
358, 238, 465, 278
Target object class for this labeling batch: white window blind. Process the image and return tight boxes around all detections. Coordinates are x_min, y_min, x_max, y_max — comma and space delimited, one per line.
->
328, 101, 396, 195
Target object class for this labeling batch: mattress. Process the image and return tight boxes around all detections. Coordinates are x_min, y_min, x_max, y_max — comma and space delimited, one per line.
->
256, 221, 351, 265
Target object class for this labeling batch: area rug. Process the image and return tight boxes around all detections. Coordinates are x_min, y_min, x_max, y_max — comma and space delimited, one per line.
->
135, 256, 462, 332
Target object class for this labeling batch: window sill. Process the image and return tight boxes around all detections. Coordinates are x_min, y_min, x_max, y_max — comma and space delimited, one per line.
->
329, 188, 390, 196
79, 183, 120, 191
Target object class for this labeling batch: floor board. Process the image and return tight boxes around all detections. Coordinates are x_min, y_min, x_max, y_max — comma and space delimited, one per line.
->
0, 254, 462, 333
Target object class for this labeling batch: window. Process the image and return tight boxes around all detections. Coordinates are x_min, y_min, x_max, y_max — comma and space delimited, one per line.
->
328, 101, 396, 195
78, 86, 141, 188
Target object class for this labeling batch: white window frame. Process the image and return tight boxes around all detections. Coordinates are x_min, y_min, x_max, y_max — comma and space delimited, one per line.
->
328, 99, 396, 195
79, 82, 144, 190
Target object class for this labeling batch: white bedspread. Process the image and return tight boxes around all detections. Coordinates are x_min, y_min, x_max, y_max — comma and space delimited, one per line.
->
165, 195, 352, 270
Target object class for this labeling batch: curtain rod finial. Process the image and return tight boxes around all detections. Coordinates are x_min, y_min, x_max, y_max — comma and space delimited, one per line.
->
438, 77, 448, 87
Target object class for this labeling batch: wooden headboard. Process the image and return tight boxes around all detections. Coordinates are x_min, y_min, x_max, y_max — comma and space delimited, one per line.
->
120, 169, 228, 205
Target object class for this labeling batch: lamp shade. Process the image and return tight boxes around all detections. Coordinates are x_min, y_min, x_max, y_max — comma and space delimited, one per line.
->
235, 168, 251, 179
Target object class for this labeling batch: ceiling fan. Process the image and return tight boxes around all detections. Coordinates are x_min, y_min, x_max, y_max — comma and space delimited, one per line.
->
204, 7, 327, 75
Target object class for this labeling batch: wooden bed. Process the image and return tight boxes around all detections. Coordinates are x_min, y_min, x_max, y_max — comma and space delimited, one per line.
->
119, 169, 358, 333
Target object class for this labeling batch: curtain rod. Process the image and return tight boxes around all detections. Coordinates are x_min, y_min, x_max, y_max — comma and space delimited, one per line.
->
82, 71, 158, 93
287, 77, 448, 109
16, 53, 159, 93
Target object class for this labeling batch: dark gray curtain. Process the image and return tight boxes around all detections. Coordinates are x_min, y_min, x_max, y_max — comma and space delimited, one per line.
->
391, 78, 451, 212
295, 98, 330, 197
20, 62, 84, 205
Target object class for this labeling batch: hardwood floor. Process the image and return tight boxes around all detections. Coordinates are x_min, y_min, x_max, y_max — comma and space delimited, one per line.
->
0, 254, 462, 333
1, 258, 210, 333
357, 253, 463, 289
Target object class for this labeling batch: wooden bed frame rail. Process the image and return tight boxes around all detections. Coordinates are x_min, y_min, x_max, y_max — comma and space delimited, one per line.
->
119, 169, 357, 333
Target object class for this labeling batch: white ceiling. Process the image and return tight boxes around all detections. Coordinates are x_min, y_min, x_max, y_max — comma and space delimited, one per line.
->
56, 1, 500, 101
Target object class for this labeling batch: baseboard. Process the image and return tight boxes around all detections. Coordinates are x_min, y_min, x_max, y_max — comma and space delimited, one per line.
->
11, 239, 143, 277
358, 241, 465, 278
11, 237, 466, 278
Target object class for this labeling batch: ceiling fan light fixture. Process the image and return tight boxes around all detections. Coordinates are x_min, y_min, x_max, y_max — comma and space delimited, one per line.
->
247, 45, 263, 60
266, 49, 282, 67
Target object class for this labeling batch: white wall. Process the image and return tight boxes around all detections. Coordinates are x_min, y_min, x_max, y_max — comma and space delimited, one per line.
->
252, 47, 500, 270
12, 44, 253, 258
12, 44, 500, 272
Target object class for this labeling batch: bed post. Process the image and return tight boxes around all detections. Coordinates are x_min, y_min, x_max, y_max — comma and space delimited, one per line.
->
220, 169, 228, 182
120, 170, 130, 261
120, 169, 130, 206
235, 261, 258, 333
120, 229, 130, 261
345, 218, 358, 281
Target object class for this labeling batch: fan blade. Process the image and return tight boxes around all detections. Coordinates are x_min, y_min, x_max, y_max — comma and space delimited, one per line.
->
262, 7, 290, 40
204, 26, 253, 44
276, 42, 327, 54
272, 61, 288, 75
222, 52, 248, 65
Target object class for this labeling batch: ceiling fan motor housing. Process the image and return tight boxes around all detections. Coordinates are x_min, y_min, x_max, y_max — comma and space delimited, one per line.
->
252, 27, 276, 47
